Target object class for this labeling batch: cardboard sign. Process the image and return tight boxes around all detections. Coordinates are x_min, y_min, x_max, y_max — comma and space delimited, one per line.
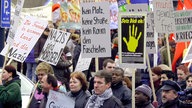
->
74, 53, 92, 72
146, 12, 156, 53
153, 0, 175, 33
182, 40, 192, 63
46, 90, 75, 108
38, 29, 70, 65
81, 1, 111, 58
6, 0, 24, 45
126, 3, 148, 12
118, 13, 147, 68
1, 16, 48, 62
174, 10, 192, 42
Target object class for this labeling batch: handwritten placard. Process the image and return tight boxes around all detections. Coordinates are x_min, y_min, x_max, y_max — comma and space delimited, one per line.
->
38, 29, 70, 65
81, 1, 111, 58
146, 12, 156, 53
1, 16, 48, 62
174, 10, 192, 42
74, 53, 92, 72
153, 0, 175, 33
46, 90, 75, 108
126, 3, 148, 12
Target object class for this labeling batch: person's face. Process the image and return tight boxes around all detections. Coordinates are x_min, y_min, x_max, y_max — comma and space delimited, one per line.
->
41, 75, 52, 93
2, 70, 12, 81
69, 77, 82, 93
186, 77, 192, 88
94, 76, 110, 95
37, 70, 47, 81
161, 90, 178, 104
160, 74, 169, 85
104, 62, 116, 72
177, 69, 186, 82
152, 72, 160, 82
135, 91, 148, 104
112, 71, 123, 84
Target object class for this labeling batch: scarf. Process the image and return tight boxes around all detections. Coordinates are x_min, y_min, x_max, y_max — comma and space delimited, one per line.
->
85, 88, 113, 108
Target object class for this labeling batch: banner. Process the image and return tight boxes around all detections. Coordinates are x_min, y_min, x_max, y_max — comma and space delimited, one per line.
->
11, 2, 52, 21
81, 1, 111, 58
46, 90, 75, 108
118, 13, 147, 68
1, 16, 48, 62
38, 29, 70, 65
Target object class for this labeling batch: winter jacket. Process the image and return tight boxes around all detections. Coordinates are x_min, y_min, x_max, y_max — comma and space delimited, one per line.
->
100, 95, 124, 108
0, 76, 22, 108
111, 81, 132, 108
34, 34, 48, 58
136, 101, 154, 108
159, 98, 180, 108
28, 82, 44, 108
68, 89, 90, 108
25, 49, 35, 63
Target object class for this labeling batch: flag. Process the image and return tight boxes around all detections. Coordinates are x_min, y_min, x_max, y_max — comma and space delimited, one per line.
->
184, 0, 192, 9
177, 0, 184, 10
171, 0, 184, 72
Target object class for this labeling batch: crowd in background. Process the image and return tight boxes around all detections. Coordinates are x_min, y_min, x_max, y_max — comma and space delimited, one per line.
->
1, 19, 192, 108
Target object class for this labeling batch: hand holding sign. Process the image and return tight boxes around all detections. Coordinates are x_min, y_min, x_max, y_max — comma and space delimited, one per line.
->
123, 24, 142, 52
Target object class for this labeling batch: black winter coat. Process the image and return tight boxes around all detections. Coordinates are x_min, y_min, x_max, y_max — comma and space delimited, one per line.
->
68, 90, 90, 108
112, 82, 132, 108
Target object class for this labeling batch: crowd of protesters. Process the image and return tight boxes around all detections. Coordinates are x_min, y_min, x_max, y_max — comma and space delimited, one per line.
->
1, 21, 192, 108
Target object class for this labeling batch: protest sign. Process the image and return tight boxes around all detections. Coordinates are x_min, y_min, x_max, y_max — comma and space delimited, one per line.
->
11, 2, 52, 21
0, 16, 48, 62
46, 90, 75, 108
126, 3, 148, 12
38, 29, 70, 65
59, 0, 81, 29
6, 0, 24, 45
118, 13, 147, 68
110, 1, 118, 29
153, 0, 175, 33
174, 10, 192, 42
74, 53, 92, 72
182, 40, 192, 63
81, 1, 111, 58
146, 12, 156, 53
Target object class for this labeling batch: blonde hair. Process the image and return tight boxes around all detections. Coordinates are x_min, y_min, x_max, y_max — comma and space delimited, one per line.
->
36, 62, 54, 74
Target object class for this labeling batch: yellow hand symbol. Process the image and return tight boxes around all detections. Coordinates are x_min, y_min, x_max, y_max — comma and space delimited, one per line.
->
123, 24, 142, 52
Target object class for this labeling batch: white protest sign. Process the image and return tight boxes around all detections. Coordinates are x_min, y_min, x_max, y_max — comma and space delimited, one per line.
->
1, 16, 48, 62
74, 53, 92, 72
182, 40, 192, 63
46, 90, 75, 108
11, 2, 52, 21
146, 12, 156, 53
126, 3, 148, 12
81, 1, 111, 58
6, 0, 24, 45
153, 0, 175, 33
38, 29, 70, 65
174, 10, 192, 42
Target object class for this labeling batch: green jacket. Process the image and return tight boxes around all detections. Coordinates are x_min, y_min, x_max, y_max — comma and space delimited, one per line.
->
0, 76, 22, 108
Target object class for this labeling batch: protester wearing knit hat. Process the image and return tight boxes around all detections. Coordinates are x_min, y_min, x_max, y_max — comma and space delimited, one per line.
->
135, 84, 154, 108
